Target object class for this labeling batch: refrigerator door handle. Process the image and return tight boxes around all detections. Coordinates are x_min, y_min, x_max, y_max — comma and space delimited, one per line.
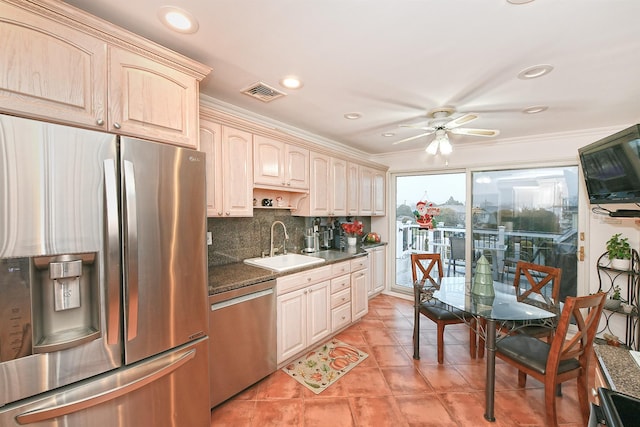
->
123, 160, 139, 341
104, 159, 121, 346
15, 348, 196, 424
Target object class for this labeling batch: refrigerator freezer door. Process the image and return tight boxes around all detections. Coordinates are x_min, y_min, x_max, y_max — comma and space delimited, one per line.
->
120, 138, 208, 364
0, 114, 122, 406
0, 338, 210, 427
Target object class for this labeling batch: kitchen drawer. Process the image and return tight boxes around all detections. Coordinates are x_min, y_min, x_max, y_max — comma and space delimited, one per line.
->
277, 265, 332, 295
350, 256, 369, 272
331, 302, 352, 331
331, 287, 351, 309
331, 261, 351, 277
330, 274, 350, 294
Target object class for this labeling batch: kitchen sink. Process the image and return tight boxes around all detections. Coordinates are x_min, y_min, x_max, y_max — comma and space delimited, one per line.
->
243, 253, 325, 272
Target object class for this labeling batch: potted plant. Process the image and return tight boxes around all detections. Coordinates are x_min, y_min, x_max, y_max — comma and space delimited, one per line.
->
606, 233, 631, 270
604, 285, 623, 310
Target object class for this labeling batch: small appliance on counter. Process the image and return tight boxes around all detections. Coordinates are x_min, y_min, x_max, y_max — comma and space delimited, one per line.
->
303, 229, 319, 253
319, 226, 333, 250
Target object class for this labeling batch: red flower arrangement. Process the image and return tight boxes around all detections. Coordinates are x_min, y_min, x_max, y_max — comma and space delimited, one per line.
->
341, 220, 364, 237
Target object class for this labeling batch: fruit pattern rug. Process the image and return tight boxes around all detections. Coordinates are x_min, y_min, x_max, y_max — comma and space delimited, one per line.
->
282, 339, 368, 394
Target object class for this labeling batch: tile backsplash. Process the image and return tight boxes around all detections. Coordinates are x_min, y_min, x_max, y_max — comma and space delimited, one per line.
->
207, 210, 370, 267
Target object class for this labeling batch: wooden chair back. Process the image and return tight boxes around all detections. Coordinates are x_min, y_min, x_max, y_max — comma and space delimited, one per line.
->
549, 292, 605, 371
514, 261, 562, 307
411, 253, 443, 286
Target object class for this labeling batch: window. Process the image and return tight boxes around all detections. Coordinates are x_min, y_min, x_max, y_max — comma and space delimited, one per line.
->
472, 166, 579, 300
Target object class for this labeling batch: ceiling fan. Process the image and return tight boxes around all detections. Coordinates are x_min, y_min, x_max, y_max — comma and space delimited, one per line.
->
393, 107, 500, 154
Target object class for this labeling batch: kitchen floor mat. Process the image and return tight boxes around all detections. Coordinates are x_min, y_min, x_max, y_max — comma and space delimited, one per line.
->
282, 339, 368, 394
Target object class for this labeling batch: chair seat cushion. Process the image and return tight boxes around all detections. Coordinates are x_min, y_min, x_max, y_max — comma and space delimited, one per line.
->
419, 301, 466, 321
496, 335, 580, 375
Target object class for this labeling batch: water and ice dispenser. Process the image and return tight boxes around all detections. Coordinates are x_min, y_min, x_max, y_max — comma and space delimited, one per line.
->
0, 253, 101, 362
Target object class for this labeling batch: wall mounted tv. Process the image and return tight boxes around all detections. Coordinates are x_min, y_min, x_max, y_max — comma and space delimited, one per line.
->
578, 124, 640, 205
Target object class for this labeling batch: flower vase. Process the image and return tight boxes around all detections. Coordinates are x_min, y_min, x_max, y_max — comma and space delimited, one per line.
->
347, 236, 357, 247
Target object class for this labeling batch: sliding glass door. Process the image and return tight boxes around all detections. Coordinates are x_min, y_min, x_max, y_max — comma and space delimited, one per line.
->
391, 166, 579, 300
392, 172, 466, 293
471, 166, 579, 300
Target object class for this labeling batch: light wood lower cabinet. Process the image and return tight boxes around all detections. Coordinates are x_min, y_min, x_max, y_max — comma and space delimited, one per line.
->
277, 280, 331, 364
350, 257, 369, 320
366, 245, 386, 296
276, 258, 369, 364
330, 273, 352, 331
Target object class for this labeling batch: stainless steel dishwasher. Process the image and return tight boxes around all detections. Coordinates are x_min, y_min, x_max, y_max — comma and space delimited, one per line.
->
209, 279, 276, 407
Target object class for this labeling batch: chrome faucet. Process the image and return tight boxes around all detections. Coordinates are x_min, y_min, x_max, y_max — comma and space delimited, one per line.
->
270, 221, 289, 257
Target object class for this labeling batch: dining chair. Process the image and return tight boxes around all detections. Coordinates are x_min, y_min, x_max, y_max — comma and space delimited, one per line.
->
446, 236, 465, 277
512, 261, 563, 336
477, 261, 563, 359
495, 291, 606, 427
412, 253, 476, 363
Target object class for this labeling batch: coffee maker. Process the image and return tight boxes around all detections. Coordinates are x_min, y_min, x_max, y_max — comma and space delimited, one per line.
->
319, 226, 333, 250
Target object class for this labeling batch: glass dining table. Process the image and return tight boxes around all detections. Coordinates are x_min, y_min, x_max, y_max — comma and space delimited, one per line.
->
414, 276, 558, 422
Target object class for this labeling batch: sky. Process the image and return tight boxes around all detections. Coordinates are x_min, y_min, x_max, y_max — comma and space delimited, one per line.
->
396, 173, 465, 207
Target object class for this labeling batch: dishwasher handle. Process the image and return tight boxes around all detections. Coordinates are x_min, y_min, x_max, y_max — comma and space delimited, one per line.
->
211, 288, 274, 311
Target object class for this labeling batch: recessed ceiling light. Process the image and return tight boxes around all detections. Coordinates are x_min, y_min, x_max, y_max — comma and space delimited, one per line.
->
507, 0, 535, 4
518, 64, 553, 79
158, 6, 199, 34
344, 112, 362, 120
279, 76, 303, 89
381, 132, 395, 137
523, 105, 548, 114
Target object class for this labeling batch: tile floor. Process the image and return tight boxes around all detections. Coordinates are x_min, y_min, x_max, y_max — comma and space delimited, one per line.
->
210, 294, 590, 426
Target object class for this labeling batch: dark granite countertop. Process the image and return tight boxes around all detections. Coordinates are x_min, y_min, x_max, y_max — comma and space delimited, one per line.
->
207, 246, 373, 296
594, 344, 640, 399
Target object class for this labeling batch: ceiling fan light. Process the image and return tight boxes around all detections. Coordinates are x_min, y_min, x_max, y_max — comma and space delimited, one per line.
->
425, 140, 439, 154
439, 138, 453, 155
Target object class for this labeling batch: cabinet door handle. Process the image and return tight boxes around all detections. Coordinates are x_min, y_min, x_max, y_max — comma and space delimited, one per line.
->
96, 118, 104, 126
113, 122, 121, 129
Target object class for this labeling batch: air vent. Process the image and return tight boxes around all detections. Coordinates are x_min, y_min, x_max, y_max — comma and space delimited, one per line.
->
241, 82, 286, 102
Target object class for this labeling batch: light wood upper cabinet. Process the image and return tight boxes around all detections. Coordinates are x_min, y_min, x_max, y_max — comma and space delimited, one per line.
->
286, 145, 310, 190
329, 157, 348, 217
359, 166, 374, 216
308, 152, 330, 216
347, 162, 359, 216
0, 1, 107, 128
199, 120, 223, 217
253, 135, 309, 190
200, 119, 253, 217
295, 152, 347, 216
0, 0, 209, 148
221, 126, 254, 217
372, 169, 386, 216
357, 165, 386, 216
109, 47, 200, 147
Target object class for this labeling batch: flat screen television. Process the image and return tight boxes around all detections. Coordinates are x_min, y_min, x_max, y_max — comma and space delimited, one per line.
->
578, 124, 640, 204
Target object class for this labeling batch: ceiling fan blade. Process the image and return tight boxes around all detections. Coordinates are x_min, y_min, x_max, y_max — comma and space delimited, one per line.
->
399, 124, 436, 132
450, 127, 500, 137
444, 113, 479, 129
392, 132, 434, 145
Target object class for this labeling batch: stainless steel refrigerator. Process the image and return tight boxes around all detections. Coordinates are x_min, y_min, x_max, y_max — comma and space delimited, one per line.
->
0, 114, 210, 426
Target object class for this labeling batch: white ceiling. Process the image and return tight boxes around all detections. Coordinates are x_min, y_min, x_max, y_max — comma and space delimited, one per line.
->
63, 0, 640, 155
